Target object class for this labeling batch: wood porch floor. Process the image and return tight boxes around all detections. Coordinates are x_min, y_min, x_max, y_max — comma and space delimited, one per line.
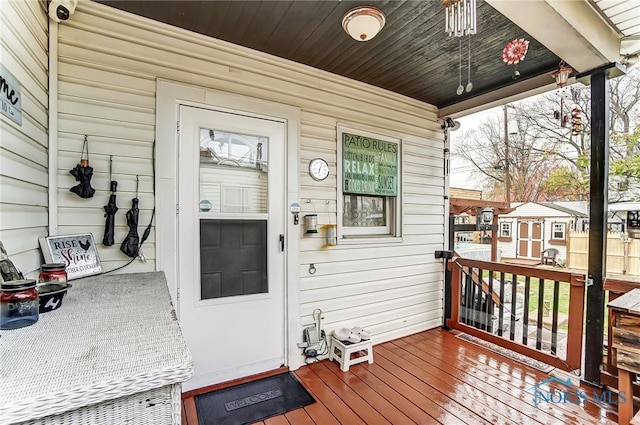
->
183, 328, 621, 425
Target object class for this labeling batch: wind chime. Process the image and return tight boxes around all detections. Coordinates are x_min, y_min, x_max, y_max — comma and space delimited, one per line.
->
442, 0, 476, 96
551, 61, 574, 130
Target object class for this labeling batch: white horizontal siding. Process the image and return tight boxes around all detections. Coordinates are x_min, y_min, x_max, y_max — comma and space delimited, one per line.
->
0, 0, 48, 278
57, 1, 444, 346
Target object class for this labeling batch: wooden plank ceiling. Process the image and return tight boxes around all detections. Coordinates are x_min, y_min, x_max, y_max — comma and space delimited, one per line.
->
95, 0, 564, 111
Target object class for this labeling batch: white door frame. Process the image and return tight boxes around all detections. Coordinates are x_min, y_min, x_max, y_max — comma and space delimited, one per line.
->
155, 79, 303, 372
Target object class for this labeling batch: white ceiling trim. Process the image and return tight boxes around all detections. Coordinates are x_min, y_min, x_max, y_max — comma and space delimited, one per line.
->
487, 0, 621, 72
592, 0, 640, 56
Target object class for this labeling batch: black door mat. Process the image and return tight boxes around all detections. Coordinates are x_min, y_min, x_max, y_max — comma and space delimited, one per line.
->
195, 372, 315, 425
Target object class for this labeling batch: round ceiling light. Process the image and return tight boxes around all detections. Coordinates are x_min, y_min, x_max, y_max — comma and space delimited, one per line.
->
342, 6, 385, 42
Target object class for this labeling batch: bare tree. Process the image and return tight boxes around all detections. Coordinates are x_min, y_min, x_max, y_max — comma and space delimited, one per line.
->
453, 67, 640, 202
455, 109, 562, 202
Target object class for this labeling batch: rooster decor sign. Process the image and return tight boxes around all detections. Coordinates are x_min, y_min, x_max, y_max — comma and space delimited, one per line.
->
39, 233, 102, 280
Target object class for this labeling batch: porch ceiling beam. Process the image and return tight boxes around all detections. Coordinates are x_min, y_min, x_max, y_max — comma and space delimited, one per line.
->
439, 73, 559, 118
487, 0, 621, 73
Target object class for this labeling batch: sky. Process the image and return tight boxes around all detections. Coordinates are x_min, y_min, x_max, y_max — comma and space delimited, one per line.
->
449, 106, 501, 190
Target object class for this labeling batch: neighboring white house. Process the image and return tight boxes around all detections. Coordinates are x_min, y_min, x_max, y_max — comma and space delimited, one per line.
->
609, 202, 640, 236
497, 202, 588, 263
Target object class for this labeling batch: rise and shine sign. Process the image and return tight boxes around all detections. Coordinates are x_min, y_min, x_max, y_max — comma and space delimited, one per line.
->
342, 132, 398, 196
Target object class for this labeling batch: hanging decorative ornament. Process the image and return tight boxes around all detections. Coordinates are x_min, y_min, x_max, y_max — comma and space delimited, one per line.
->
465, 34, 473, 92
570, 106, 583, 136
551, 60, 573, 88
551, 61, 574, 128
456, 38, 464, 95
502, 38, 529, 79
554, 89, 570, 128
442, 0, 477, 37
69, 135, 96, 199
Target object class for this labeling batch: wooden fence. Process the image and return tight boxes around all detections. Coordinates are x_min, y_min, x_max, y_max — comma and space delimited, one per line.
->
567, 231, 640, 277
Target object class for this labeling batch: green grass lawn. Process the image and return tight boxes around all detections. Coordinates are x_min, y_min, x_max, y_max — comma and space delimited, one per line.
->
478, 269, 608, 332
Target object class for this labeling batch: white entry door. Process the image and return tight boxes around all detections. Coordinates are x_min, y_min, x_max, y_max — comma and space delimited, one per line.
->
178, 105, 286, 391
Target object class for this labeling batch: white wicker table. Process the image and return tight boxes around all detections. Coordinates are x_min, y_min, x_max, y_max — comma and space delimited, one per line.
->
0, 271, 193, 425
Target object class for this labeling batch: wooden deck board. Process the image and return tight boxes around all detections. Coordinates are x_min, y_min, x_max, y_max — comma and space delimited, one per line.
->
182, 328, 620, 425
380, 341, 560, 424
413, 331, 619, 424
392, 337, 571, 423
375, 344, 511, 425
264, 416, 290, 425
283, 407, 317, 425
300, 396, 340, 425
347, 361, 443, 425
311, 361, 414, 425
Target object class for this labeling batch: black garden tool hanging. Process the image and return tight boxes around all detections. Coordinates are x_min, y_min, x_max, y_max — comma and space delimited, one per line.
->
120, 175, 140, 258
69, 135, 96, 198
102, 156, 118, 246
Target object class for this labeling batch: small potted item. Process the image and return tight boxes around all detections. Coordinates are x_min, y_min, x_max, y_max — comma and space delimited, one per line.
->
37, 282, 71, 313
37, 263, 71, 313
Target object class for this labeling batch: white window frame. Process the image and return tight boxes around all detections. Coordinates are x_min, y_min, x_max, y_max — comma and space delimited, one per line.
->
336, 125, 402, 242
500, 222, 512, 238
552, 222, 566, 240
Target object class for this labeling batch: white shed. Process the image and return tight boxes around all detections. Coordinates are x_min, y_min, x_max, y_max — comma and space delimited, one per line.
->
497, 202, 588, 264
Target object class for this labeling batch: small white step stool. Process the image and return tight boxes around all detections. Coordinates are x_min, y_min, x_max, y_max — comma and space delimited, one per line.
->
329, 336, 374, 372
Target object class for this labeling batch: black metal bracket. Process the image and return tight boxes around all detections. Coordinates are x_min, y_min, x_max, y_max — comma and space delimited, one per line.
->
434, 250, 454, 259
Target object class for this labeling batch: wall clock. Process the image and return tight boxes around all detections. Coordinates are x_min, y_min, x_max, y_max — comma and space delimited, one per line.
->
309, 158, 329, 181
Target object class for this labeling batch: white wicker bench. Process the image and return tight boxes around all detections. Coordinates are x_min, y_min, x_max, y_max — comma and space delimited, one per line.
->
0, 272, 193, 425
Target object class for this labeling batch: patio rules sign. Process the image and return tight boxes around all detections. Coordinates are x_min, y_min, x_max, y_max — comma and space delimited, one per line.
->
342, 132, 398, 196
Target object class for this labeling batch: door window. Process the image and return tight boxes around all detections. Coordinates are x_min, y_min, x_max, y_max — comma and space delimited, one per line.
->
199, 128, 270, 300
199, 129, 268, 214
